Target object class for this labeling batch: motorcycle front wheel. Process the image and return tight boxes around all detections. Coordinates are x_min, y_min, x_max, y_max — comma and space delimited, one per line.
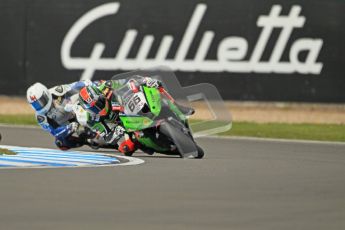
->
159, 121, 204, 159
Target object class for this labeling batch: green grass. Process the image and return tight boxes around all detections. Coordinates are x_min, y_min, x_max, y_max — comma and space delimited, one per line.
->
220, 122, 345, 142
0, 114, 37, 126
0, 148, 17, 155
1, 115, 344, 142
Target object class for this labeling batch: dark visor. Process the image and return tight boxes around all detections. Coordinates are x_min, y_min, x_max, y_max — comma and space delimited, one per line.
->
31, 92, 49, 111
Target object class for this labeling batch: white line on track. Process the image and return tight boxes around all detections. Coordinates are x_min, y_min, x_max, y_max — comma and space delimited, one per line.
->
0, 159, 40, 167
0, 155, 93, 166
7, 154, 117, 164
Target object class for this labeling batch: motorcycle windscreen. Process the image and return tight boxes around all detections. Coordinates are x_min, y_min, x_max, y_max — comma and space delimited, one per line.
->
159, 121, 198, 158
111, 68, 232, 138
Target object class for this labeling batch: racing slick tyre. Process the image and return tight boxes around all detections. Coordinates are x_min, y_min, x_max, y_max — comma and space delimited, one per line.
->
159, 121, 199, 158
124, 151, 134, 156
195, 145, 205, 159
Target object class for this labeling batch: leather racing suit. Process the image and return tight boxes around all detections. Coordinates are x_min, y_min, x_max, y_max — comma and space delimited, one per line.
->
36, 81, 91, 150
82, 76, 162, 154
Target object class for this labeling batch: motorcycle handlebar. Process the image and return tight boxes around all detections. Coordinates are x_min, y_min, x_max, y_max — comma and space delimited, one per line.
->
159, 87, 175, 103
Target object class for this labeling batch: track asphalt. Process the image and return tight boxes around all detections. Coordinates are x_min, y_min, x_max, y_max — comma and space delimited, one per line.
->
0, 125, 344, 230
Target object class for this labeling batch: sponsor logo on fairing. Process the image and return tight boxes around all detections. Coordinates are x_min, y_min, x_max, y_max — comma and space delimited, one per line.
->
62, 3, 324, 80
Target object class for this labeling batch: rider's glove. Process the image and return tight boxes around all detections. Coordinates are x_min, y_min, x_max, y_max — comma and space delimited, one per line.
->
68, 122, 79, 134
105, 125, 125, 144
144, 77, 161, 88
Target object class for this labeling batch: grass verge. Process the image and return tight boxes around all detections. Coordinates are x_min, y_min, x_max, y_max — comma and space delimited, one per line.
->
219, 122, 345, 142
0, 114, 37, 126
1, 115, 344, 142
0, 148, 17, 155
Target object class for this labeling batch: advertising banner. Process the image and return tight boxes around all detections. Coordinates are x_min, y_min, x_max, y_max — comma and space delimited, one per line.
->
0, 0, 344, 102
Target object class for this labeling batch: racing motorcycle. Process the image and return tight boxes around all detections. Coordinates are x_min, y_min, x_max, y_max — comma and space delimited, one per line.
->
113, 80, 204, 159
72, 80, 204, 158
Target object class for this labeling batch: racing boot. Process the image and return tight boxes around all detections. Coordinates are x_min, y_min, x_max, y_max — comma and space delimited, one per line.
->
86, 140, 101, 150
118, 138, 137, 156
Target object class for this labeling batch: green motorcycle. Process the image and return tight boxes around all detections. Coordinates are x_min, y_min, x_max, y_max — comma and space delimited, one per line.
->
114, 82, 204, 159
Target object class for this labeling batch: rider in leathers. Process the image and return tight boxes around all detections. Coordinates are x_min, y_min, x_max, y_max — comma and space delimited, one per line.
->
78, 76, 194, 155
26, 81, 92, 150
78, 76, 160, 154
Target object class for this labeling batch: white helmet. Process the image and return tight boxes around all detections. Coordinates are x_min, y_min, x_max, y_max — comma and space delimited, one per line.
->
26, 82, 52, 114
